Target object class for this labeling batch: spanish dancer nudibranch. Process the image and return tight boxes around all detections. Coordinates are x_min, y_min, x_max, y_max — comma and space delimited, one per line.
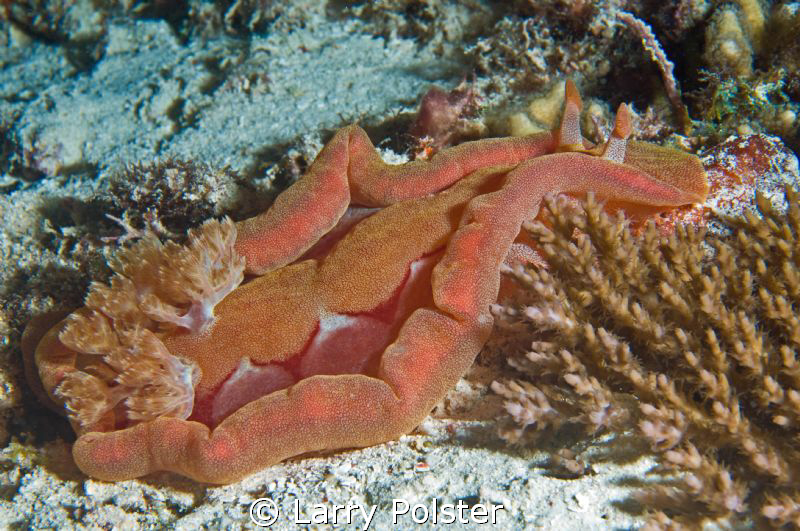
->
24, 81, 708, 483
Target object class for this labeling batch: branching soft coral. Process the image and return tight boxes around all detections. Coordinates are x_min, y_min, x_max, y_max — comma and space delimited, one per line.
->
55, 217, 243, 429
492, 188, 800, 527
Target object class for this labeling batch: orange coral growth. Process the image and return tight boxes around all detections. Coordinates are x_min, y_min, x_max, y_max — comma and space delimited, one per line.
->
26, 80, 708, 483
410, 82, 484, 155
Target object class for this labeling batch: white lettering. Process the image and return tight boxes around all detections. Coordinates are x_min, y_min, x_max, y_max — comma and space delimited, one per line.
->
331, 504, 344, 524
411, 504, 428, 523
294, 497, 504, 527
310, 504, 328, 524
491, 503, 505, 523
456, 499, 469, 523
392, 499, 409, 523
293, 499, 310, 524
439, 502, 455, 524
359, 503, 377, 530
471, 503, 488, 524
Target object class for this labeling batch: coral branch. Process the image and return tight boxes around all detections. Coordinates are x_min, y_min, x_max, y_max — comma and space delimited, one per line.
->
617, 12, 691, 133
493, 186, 800, 526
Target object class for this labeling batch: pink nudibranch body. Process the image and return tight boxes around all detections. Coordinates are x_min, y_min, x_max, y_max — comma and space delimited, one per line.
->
25, 81, 708, 483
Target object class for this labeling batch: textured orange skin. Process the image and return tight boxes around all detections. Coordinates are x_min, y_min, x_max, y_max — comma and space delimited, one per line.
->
28, 83, 708, 483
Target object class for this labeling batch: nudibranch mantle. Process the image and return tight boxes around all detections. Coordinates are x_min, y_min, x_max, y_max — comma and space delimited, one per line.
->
25, 81, 708, 483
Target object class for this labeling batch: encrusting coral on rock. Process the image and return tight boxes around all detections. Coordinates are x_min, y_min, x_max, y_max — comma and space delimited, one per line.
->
696, 1, 799, 149
52, 217, 243, 430
491, 186, 800, 527
107, 158, 241, 234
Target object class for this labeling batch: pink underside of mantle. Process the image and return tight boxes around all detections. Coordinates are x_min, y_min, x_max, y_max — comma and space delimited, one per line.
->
194, 206, 441, 427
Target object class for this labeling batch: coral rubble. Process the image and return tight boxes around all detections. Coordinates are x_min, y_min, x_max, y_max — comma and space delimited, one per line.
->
107, 158, 239, 233
697, 1, 799, 149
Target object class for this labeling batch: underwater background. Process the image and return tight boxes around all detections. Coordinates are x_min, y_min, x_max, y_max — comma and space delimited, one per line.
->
1, 1, 799, 528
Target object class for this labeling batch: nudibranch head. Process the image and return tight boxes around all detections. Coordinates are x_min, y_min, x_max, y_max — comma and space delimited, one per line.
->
553, 80, 708, 205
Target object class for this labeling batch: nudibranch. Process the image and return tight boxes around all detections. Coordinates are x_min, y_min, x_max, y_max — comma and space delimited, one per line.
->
24, 81, 708, 483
